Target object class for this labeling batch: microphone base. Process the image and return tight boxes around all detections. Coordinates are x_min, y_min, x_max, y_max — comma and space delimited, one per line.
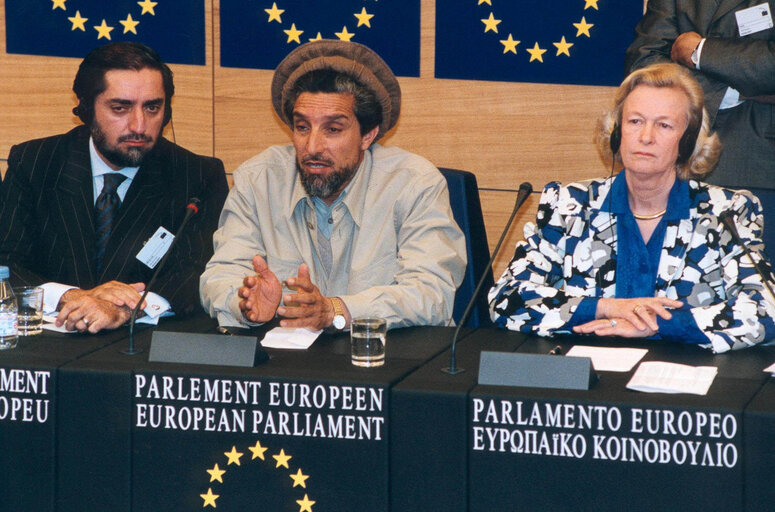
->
441, 366, 466, 375
120, 347, 144, 356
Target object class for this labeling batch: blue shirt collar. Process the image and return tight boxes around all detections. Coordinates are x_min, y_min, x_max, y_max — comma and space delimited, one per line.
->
606, 170, 690, 220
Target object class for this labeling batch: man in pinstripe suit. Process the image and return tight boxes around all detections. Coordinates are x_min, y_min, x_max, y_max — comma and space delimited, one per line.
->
0, 42, 228, 334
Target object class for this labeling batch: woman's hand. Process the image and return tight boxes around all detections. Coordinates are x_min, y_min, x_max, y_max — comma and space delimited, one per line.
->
572, 297, 684, 338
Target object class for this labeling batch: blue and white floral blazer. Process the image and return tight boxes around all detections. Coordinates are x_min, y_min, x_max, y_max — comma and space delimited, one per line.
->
489, 177, 775, 353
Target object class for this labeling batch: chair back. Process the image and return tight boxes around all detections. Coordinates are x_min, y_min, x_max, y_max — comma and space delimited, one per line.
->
439, 168, 493, 327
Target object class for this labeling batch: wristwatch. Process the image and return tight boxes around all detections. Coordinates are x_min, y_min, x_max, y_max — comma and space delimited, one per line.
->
330, 297, 347, 330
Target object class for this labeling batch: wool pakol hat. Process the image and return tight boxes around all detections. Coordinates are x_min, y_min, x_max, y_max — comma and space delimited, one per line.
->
271, 40, 401, 139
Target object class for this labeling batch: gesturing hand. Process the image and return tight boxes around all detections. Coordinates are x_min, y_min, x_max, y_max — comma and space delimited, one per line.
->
277, 264, 339, 330
238, 255, 282, 323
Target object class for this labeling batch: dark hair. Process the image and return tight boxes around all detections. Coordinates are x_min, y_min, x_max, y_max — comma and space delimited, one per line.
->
282, 69, 382, 136
72, 42, 174, 126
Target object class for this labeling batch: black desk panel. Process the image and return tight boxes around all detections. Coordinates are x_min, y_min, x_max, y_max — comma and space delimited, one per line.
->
0, 327, 131, 512
744, 377, 775, 511
467, 336, 774, 512
57, 317, 452, 511
390, 328, 526, 512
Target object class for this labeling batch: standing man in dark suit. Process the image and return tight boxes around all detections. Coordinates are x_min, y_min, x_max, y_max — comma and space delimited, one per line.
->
625, 0, 775, 189
0, 42, 228, 333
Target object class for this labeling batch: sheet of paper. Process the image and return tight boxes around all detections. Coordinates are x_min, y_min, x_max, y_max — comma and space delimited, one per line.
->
764, 361, 775, 374
627, 361, 718, 395
566, 345, 648, 372
261, 327, 322, 349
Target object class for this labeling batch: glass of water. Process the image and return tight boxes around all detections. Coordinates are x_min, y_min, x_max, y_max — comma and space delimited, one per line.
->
350, 317, 387, 367
14, 287, 44, 336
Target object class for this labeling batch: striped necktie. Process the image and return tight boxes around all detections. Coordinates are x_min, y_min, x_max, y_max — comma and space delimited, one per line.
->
94, 173, 127, 273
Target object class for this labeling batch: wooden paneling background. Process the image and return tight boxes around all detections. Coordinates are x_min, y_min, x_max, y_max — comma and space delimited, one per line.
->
0, 0, 629, 276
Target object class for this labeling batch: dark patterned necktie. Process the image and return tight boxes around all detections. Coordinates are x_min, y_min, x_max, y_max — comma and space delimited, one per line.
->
94, 173, 127, 273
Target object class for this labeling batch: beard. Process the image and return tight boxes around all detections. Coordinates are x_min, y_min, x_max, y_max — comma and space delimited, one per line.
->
297, 155, 358, 200
91, 121, 156, 168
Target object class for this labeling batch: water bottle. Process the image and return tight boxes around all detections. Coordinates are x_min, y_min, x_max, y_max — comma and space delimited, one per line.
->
0, 266, 18, 349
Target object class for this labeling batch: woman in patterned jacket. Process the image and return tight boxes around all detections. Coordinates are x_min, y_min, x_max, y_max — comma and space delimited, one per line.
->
489, 62, 775, 353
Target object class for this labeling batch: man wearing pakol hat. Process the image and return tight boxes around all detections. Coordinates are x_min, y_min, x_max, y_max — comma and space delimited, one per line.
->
200, 40, 466, 330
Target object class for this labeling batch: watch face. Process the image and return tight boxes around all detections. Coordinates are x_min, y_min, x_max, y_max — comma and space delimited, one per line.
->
333, 315, 346, 330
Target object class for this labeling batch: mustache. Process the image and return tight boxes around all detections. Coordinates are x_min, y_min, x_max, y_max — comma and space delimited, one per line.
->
118, 133, 153, 143
301, 154, 334, 167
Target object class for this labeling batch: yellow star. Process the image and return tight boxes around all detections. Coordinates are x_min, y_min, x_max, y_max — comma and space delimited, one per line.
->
68, 11, 88, 32
265, 2, 284, 23
309, 32, 323, 42
335, 26, 355, 41
94, 20, 114, 40
273, 449, 292, 468
137, 0, 157, 16
478, 0, 492, 4
573, 17, 594, 37
200, 488, 219, 508
249, 440, 268, 461
584, 0, 600, 9
51, 0, 66, 10
296, 494, 316, 512
207, 463, 226, 483
481, 13, 501, 34
120, 14, 140, 35
553, 36, 574, 57
354, 8, 374, 28
290, 468, 309, 488
500, 34, 520, 54
284, 23, 304, 44
224, 446, 244, 466
526, 42, 547, 63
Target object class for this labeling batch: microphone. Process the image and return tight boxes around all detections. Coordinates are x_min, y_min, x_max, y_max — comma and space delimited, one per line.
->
442, 182, 533, 374
718, 209, 775, 307
122, 198, 201, 355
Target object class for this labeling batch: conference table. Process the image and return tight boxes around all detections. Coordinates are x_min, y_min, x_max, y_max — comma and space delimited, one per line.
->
1, 315, 774, 511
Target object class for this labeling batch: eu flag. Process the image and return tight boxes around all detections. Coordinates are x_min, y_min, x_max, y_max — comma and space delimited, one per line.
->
5, 0, 205, 65
220, 0, 421, 77
435, 0, 643, 86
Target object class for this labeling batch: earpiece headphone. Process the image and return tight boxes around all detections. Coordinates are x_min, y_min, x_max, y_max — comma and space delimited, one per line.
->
610, 122, 621, 155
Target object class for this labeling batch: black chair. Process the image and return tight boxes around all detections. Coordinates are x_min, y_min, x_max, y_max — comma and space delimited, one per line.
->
439, 168, 493, 327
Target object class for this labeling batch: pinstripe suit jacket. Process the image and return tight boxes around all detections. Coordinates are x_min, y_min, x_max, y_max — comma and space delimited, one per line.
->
0, 126, 228, 316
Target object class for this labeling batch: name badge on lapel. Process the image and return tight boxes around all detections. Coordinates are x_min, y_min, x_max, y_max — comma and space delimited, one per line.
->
136, 226, 174, 269
736, 3, 774, 37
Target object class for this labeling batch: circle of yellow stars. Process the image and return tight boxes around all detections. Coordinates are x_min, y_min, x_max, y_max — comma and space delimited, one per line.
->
264, 2, 376, 44
50, 0, 159, 41
200, 440, 316, 511
478, 0, 600, 63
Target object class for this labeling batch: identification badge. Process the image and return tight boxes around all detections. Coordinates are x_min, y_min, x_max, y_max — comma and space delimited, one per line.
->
736, 3, 774, 37
136, 226, 174, 269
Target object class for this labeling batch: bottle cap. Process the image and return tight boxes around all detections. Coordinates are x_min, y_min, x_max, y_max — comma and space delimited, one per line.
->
0, 266, 8, 279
